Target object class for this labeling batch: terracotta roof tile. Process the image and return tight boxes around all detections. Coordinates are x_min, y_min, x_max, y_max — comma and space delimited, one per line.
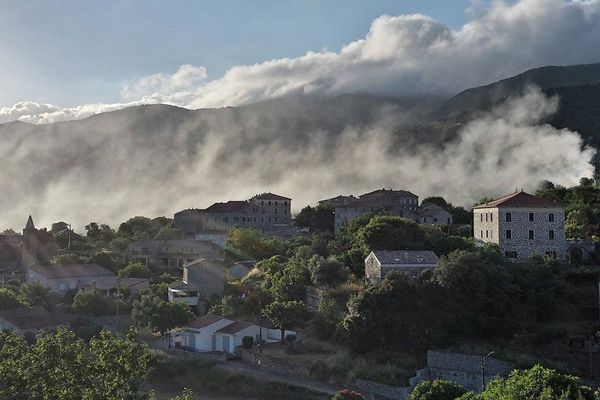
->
472, 191, 561, 209
216, 320, 254, 334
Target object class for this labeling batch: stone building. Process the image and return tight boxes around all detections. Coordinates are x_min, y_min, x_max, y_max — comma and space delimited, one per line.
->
125, 239, 221, 268
26, 263, 115, 295
21, 216, 47, 268
320, 189, 419, 235
174, 192, 292, 235
365, 250, 439, 283
473, 191, 567, 261
418, 204, 453, 226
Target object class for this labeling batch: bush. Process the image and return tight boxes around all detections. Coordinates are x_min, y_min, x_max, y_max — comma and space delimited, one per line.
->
242, 336, 254, 349
72, 290, 111, 316
408, 380, 466, 400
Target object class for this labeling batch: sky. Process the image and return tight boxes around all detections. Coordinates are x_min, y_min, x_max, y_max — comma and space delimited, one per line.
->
0, 0, 473, 107
3, 0, 600, 124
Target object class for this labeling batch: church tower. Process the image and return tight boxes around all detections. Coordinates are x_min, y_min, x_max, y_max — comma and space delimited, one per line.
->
22, 215, 40, 267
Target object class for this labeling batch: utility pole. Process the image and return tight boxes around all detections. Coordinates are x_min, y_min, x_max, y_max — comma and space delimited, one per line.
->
258, 300, 263, 354
481, 351, 495, 392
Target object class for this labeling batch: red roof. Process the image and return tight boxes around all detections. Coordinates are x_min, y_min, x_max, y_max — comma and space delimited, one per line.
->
473, 191, 561, 209
205, 201, 249, 213
216, 320, 253, 334
252, 192, 291, 201
185, 314, 224, 329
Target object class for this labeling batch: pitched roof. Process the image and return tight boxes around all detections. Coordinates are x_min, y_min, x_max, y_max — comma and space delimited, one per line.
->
25, 215, 35, 230
169, 280, 199, 291
0, 307, 70, 330
371, 250, 439, 265
252, 192, 291, 201
205, 201, 249, 213
28, 263, 114, 279
185, 314, 224, 329
418, 204, 451, 217
216, 320, 254, 334
472, 191, 561, 209
359, 189, 417, 200
174, 208, 202, 216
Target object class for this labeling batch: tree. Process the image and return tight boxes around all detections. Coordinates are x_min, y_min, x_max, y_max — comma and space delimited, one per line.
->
408, 380, 466, 400
482, 365, 593, 400
421, 197, 449, 208
580, 177, 595, 187
118, 262, 150, 278
565, 209, 588, 239
262, 300, 310, 343
154, 227, 182, 240
308, 256, 347, 287
20, 283, 55, 311
0, 326, 151, 400
72, 290, 111, 316
132, 291, 194, 335
226, 228, 284, 260
0, 288, 26, 310
295, 203, 335, 233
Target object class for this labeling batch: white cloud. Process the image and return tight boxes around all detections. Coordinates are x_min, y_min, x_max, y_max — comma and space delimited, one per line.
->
120, 64, 207, 101
2, 0, 600, 124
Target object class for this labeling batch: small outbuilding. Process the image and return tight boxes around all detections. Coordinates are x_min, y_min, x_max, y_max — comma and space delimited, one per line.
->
365, 250, 439, 283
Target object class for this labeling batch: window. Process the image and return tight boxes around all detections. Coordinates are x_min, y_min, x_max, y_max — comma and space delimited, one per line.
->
480, 230, 483, 238
433, 218, 438, 222
485, 230, 489, 238
480, 214, 483, 222
529, 212, 534, 221
505, 251, 518, 259
529, 230, 534, 240
549, 213, 555, 222
490, 213, 493, 222
545, 251, 557, 259
268, 201, 271, 206
506, 229, 511, 239
485, 213, 488, 222
549, 230, 555, 240
506, 212, 511, 222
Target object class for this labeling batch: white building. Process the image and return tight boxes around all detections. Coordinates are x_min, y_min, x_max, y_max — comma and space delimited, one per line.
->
169, 314, 294, 353
472, 191, 567, 261
364, 250, 439, 283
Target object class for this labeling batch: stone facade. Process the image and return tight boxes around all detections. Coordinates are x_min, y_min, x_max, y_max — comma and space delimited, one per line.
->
320, 189, 419, 236
418, 204, 453, 226
125, 239, 221, 268
365, 250, 439, 284
174, 193, 292, 234
473, 192, 567, 261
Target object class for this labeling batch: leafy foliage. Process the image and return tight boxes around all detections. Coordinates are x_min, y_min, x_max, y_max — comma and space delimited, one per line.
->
408, 380, 467, 400
0, 327, 151, 400
262, 300, 310, 342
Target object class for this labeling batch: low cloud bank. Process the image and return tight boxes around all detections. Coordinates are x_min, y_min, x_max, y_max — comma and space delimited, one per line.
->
0, 88, 593, 230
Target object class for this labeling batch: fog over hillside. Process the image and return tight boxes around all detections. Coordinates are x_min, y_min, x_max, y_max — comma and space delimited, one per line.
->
0, 88, 593, 230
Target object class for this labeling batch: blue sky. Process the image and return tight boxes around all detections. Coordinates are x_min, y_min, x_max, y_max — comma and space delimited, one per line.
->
0, 0, 472, 107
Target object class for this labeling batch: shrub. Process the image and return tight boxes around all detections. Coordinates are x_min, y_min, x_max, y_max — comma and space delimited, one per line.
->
242, 336, 254, 349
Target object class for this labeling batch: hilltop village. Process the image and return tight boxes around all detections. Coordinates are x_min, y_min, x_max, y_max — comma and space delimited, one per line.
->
1, 182, 599, 399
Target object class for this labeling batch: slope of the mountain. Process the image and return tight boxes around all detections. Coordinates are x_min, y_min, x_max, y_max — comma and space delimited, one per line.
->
435, 63, 600, 120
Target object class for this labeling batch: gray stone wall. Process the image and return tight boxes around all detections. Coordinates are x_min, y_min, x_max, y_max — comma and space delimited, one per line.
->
474, 206, 567, 260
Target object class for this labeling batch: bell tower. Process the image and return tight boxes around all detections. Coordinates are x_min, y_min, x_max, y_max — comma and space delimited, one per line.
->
22, 215, 40, 267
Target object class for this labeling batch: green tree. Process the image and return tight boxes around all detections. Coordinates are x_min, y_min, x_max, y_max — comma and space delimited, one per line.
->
482, 365, 593, 400
72, 290, 111, 316
226, 228, 284, 260
118, 262, 150, 278
308, 256, 347, 287
565, 209, 589, 239
154, 227, 182, 240
408, 380, 467, 400
262, 300, 310, 343
0, 288, 27, 310
295, 203, 335, 233
20, 283, 55, 311
132, 292, 194, 335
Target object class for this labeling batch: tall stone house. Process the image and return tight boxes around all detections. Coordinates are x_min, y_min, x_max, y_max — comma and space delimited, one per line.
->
472, 191, 567, 261
320, 189, 419, 235
174, 192, 291, 235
